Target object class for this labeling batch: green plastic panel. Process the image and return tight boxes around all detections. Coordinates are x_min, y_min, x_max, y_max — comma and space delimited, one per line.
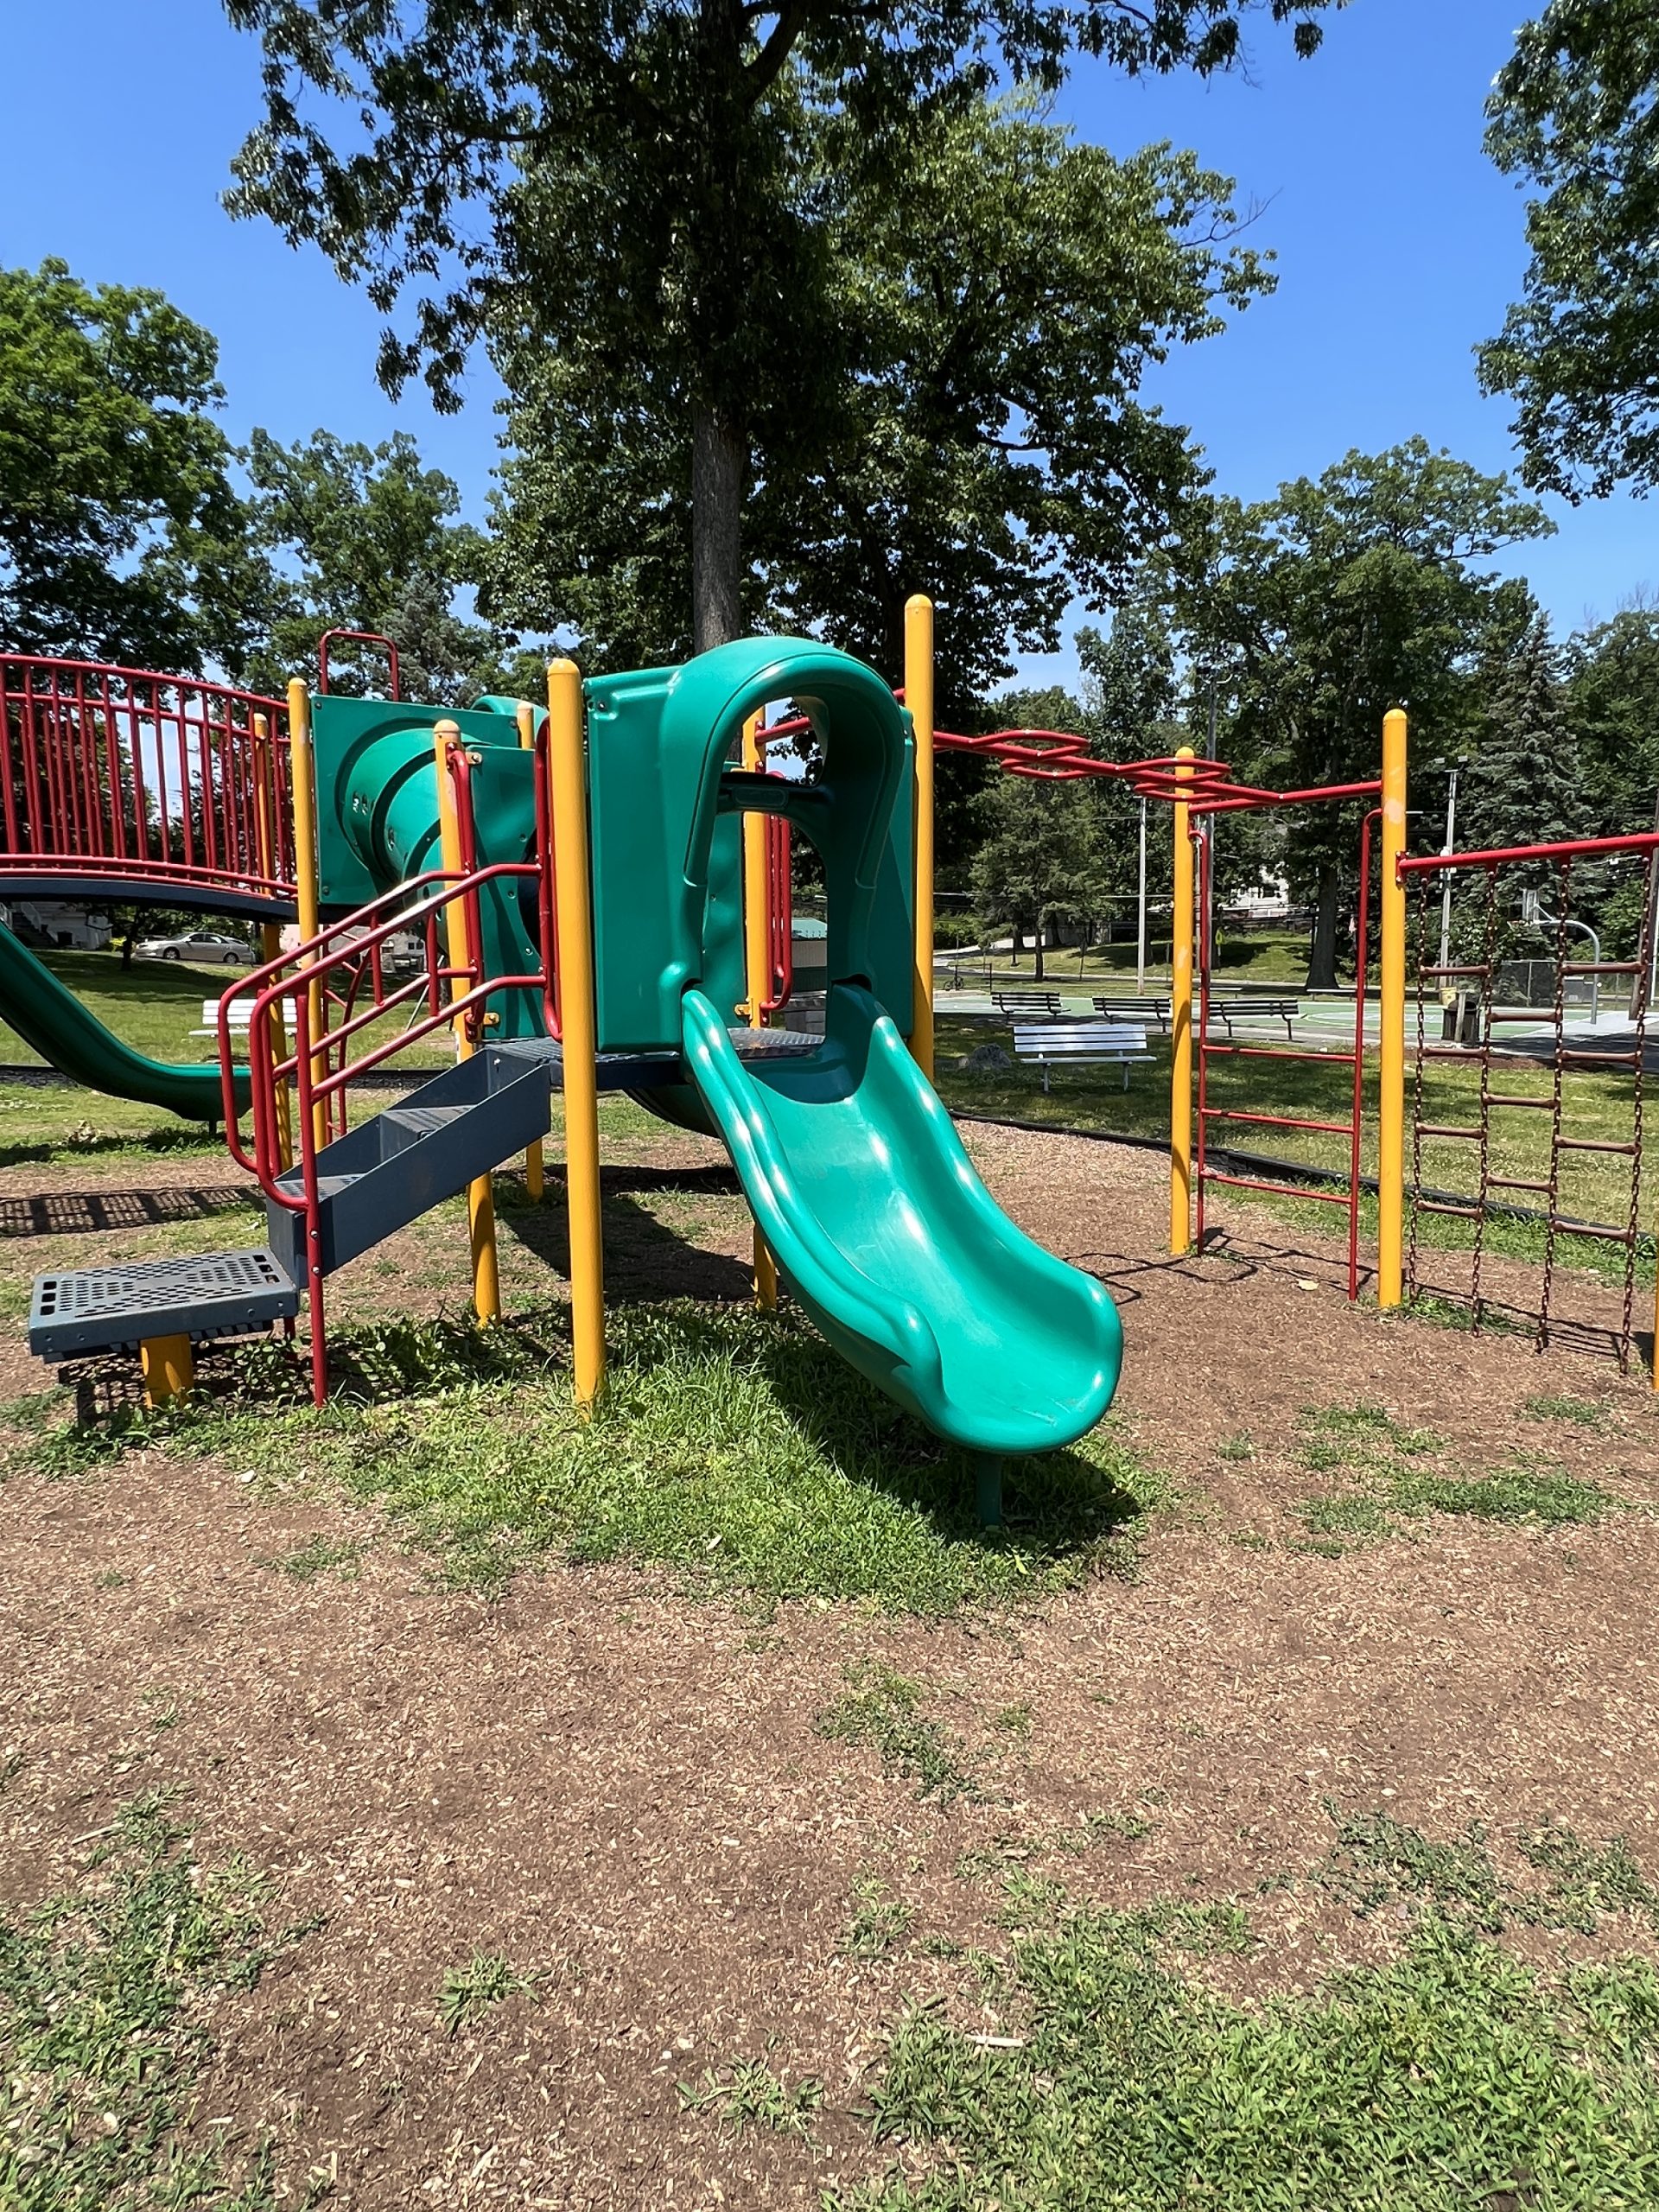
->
585, 638, 915, 1055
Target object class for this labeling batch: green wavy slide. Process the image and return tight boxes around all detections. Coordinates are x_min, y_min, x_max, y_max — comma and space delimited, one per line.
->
681, 980, 1122, 1457
0, 918, 247, 1119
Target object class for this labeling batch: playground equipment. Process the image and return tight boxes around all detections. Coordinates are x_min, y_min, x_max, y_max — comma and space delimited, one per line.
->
5, 619, 1122, 1477
1399, 830, 1656, 1370
925, 712, 1411, 1306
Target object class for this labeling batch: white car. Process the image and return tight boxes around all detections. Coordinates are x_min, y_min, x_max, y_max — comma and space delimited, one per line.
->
136, 928, 250, 965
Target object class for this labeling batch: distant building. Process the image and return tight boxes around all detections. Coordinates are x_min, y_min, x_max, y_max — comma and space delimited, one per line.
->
0, 900, 111, 950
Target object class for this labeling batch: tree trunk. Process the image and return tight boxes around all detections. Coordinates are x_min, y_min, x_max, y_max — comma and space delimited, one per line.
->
691, 404, 745, 653
1033, 916, 1046, 982
1306, 865, 1340, 990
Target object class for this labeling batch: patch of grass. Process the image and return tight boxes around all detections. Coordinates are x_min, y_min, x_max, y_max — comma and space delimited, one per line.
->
991, 1700, 1032, 1741
833, 1887, 1659, 2210
22, 1304, 1163, 1616
435, 1952, 543, 2035
817, 1663, 979, 1805
0, 1792, 304, 2207
264, 1535, 363, 1584
1319, 1809, 1659, 1940
1523, 1392, 1611, 1430
846, 1876, 914, 1959
1216, 1432, 1255, 1463
680, 2056, 823, 2139
1292, 1400, 1617, 1547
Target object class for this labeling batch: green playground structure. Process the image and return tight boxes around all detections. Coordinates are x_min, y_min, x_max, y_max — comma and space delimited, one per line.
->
4, 621, 1122, 1484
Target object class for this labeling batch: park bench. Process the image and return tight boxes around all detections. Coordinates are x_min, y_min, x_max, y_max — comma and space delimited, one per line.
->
1207, 995, 1300, 1041
1093, 994, 1172, 1033
1013, 1019, 1153, 1093
189, 997, 254, 1043
993, 988, 1064, 1020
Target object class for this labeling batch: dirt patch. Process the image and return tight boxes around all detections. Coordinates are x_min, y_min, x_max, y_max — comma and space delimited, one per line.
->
3, 1111, 1659, 2205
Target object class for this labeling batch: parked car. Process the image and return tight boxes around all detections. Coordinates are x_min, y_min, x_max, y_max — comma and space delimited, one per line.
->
136, 928, 250, 965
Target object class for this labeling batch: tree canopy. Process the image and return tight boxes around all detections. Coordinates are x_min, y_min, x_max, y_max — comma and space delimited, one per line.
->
222, 0, 1337, 648
0, 260, 250, 672
486, 93, 1274, 699
1156, 439, 1553, 982
1480, 0, 1659, 499
243, 429, 498, 700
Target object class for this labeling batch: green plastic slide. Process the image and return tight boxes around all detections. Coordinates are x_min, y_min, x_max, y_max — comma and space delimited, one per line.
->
0, 918, 247, 1119
682, 981, 1122, 1456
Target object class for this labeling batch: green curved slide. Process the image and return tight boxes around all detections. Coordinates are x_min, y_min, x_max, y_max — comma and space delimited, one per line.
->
0, 918, 247, 1118
682, 981, 1122, 1457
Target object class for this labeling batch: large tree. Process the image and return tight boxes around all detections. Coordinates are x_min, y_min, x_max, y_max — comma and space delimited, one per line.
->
1161, 439, 1551, 986
1480, 0, 1659, 499
487, 95, 1274, 699
0, 260, 255, 672
223, 0, 1338, 652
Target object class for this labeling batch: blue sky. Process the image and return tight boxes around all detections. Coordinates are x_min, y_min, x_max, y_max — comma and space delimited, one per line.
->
1, 0, 1650, 690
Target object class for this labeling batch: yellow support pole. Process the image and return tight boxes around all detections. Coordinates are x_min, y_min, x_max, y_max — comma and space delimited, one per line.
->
286, 679, 328, 1153
1169, 746, 1196, 1255
1377, 707, 1408, 1310
548, 659, 606, 1409
516, 701, 546, 1204
434, 720, 501, 1325
906, 594, 936, 1080
251, 712, 294, 1171
739, 709, 779, 1309
141, 1333, 194, 1408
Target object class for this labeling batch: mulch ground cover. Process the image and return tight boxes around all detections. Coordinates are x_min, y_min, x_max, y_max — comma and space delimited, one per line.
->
3, 1110, 1658, 2206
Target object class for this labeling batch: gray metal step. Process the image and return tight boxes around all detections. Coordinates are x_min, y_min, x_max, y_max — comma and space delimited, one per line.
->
265, 1050, 555, 1282
30, 1247, 299, 1361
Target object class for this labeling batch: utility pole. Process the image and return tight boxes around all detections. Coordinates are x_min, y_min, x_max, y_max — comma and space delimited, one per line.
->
1437, 765, 1459, 974
1136, 798, 1147, 993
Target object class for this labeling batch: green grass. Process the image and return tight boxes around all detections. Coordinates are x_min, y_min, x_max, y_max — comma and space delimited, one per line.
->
680, 2056, 824, 2138
1318, 1810, 1659, 1939
0, 946, 454, 1074
834, 1883, 1659, 2209
816, 1664, 980, 1803
263, 1535, 363, 1583
1290, 1402, 1618, 1548
19, 1304, 1163, 1616
435, 1952, 543, 2035
846, 1875, 915, 1959
933, 927, 1312, 992
936, 1009, 1653, 1290
0, 1792, 309, 2209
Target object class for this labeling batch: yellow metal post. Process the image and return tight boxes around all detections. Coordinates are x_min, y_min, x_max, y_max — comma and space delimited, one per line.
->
141, 1333, 194, 1408
906, 594, 936, 1080
286, 679, 328, 1153
1169, 747, 1196, 1255
516, 701, 546, 1203
1377, 708, 1408, 1309
548, 659, 606, 1409
740, 709, 779, 1309
434, 721, 501, 1325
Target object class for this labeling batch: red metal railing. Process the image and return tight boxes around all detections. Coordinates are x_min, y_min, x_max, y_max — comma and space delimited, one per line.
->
0, 654, 294, 905
221, 861, 549, 1404
763, 813, 792, 1014
318, 629, 401, 699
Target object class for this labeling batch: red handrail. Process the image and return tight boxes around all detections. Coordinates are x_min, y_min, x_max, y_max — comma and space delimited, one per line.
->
318, 629, 401, 699
1, 654, 294, 903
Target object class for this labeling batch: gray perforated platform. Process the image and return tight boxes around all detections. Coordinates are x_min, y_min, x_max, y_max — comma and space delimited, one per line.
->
29, 1246, 299, 1359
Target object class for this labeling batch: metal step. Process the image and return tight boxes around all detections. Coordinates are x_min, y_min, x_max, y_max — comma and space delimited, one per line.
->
30, 1246, 298, 1361
265, 1048, 554, 1282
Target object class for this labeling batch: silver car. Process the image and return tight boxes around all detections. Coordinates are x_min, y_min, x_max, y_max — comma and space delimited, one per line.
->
136, 928, 250, 965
